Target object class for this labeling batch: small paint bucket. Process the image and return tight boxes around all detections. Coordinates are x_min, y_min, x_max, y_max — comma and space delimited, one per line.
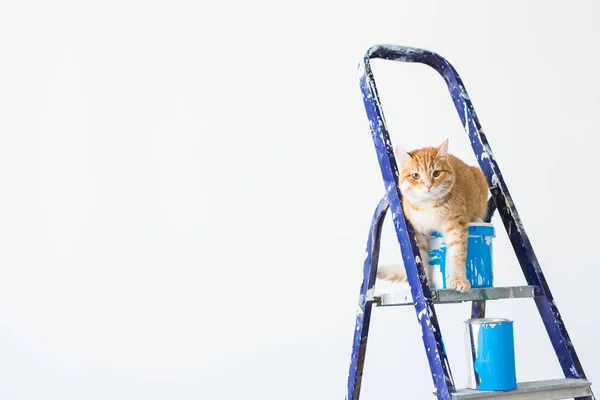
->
427, 223, 495, 289
464, 318, 517, 391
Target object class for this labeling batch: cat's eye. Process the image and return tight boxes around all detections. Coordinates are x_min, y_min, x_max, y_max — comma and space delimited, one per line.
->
432, 170, 441, 178
411, 173, 420, 180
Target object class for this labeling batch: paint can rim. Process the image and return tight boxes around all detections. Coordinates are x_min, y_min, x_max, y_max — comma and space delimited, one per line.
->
464, 318, 512, 325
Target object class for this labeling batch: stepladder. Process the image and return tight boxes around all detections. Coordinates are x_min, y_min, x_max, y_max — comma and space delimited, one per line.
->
345, 44, 595, 400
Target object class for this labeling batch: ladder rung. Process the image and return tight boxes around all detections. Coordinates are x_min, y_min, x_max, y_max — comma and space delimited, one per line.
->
376, 285, 536, 307
449, 378, 592, 399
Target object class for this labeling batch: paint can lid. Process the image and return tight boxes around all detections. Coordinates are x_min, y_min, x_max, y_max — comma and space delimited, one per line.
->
468, 222, 495, 237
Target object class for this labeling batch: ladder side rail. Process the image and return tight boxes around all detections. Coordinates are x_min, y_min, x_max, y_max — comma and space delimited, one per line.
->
346, 197, 389, 400
359, 52, 455, 400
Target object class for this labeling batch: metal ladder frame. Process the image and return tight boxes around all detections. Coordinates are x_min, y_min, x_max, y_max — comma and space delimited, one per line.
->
345, 44, 594, 400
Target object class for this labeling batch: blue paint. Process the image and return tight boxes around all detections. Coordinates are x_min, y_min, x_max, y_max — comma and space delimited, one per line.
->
474, 321, 517, 391
428, 223, 495, 289
347, 44, 594, 400
428, 231, 446, 288
466, 225, 494, 288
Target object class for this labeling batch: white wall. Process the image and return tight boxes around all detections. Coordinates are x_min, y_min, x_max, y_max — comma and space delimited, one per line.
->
1, 1, 598, 399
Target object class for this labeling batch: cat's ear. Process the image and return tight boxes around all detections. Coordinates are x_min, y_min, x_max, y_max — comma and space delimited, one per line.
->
394, 146, 413, 165
435, 138, 449, 160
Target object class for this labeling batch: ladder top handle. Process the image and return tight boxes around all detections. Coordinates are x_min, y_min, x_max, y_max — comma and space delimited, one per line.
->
364, 44, 449, 71
361, 45, 467, 100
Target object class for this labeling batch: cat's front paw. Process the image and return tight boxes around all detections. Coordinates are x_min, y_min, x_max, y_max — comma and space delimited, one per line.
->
449, 277, 470, 293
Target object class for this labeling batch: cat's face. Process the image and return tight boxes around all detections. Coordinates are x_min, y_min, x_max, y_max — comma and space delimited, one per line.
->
395, 139, 455, 202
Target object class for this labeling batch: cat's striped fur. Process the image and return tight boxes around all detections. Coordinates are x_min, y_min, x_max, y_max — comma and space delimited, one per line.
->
377, 138, 488, 293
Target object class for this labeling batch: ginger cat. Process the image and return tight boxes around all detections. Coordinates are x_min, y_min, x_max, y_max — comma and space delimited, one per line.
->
377, 138, 488, 293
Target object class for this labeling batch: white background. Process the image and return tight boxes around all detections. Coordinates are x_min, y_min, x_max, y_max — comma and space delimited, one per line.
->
1, 1, 598, 399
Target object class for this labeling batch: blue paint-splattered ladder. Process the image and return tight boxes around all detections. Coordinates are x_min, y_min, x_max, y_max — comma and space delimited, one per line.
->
346, 45, 595, 400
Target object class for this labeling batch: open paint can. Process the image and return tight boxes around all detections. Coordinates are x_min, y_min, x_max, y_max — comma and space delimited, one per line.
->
428, 222, 495, 289
464, 318, 517, 391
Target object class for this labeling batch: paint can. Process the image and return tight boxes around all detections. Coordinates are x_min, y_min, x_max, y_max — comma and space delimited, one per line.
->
428, 223, 495, 289
464, 318, 517, 391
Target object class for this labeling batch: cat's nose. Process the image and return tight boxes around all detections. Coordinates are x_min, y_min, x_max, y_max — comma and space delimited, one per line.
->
426, 184, 433, 191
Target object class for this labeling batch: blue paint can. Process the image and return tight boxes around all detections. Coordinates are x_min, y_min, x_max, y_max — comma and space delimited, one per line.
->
465, 318, 517, 391
428, 223, 495, 289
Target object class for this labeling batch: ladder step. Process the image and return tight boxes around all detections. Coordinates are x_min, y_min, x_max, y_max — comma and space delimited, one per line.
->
450, 378, 592, 399
376, 285, 536, 307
